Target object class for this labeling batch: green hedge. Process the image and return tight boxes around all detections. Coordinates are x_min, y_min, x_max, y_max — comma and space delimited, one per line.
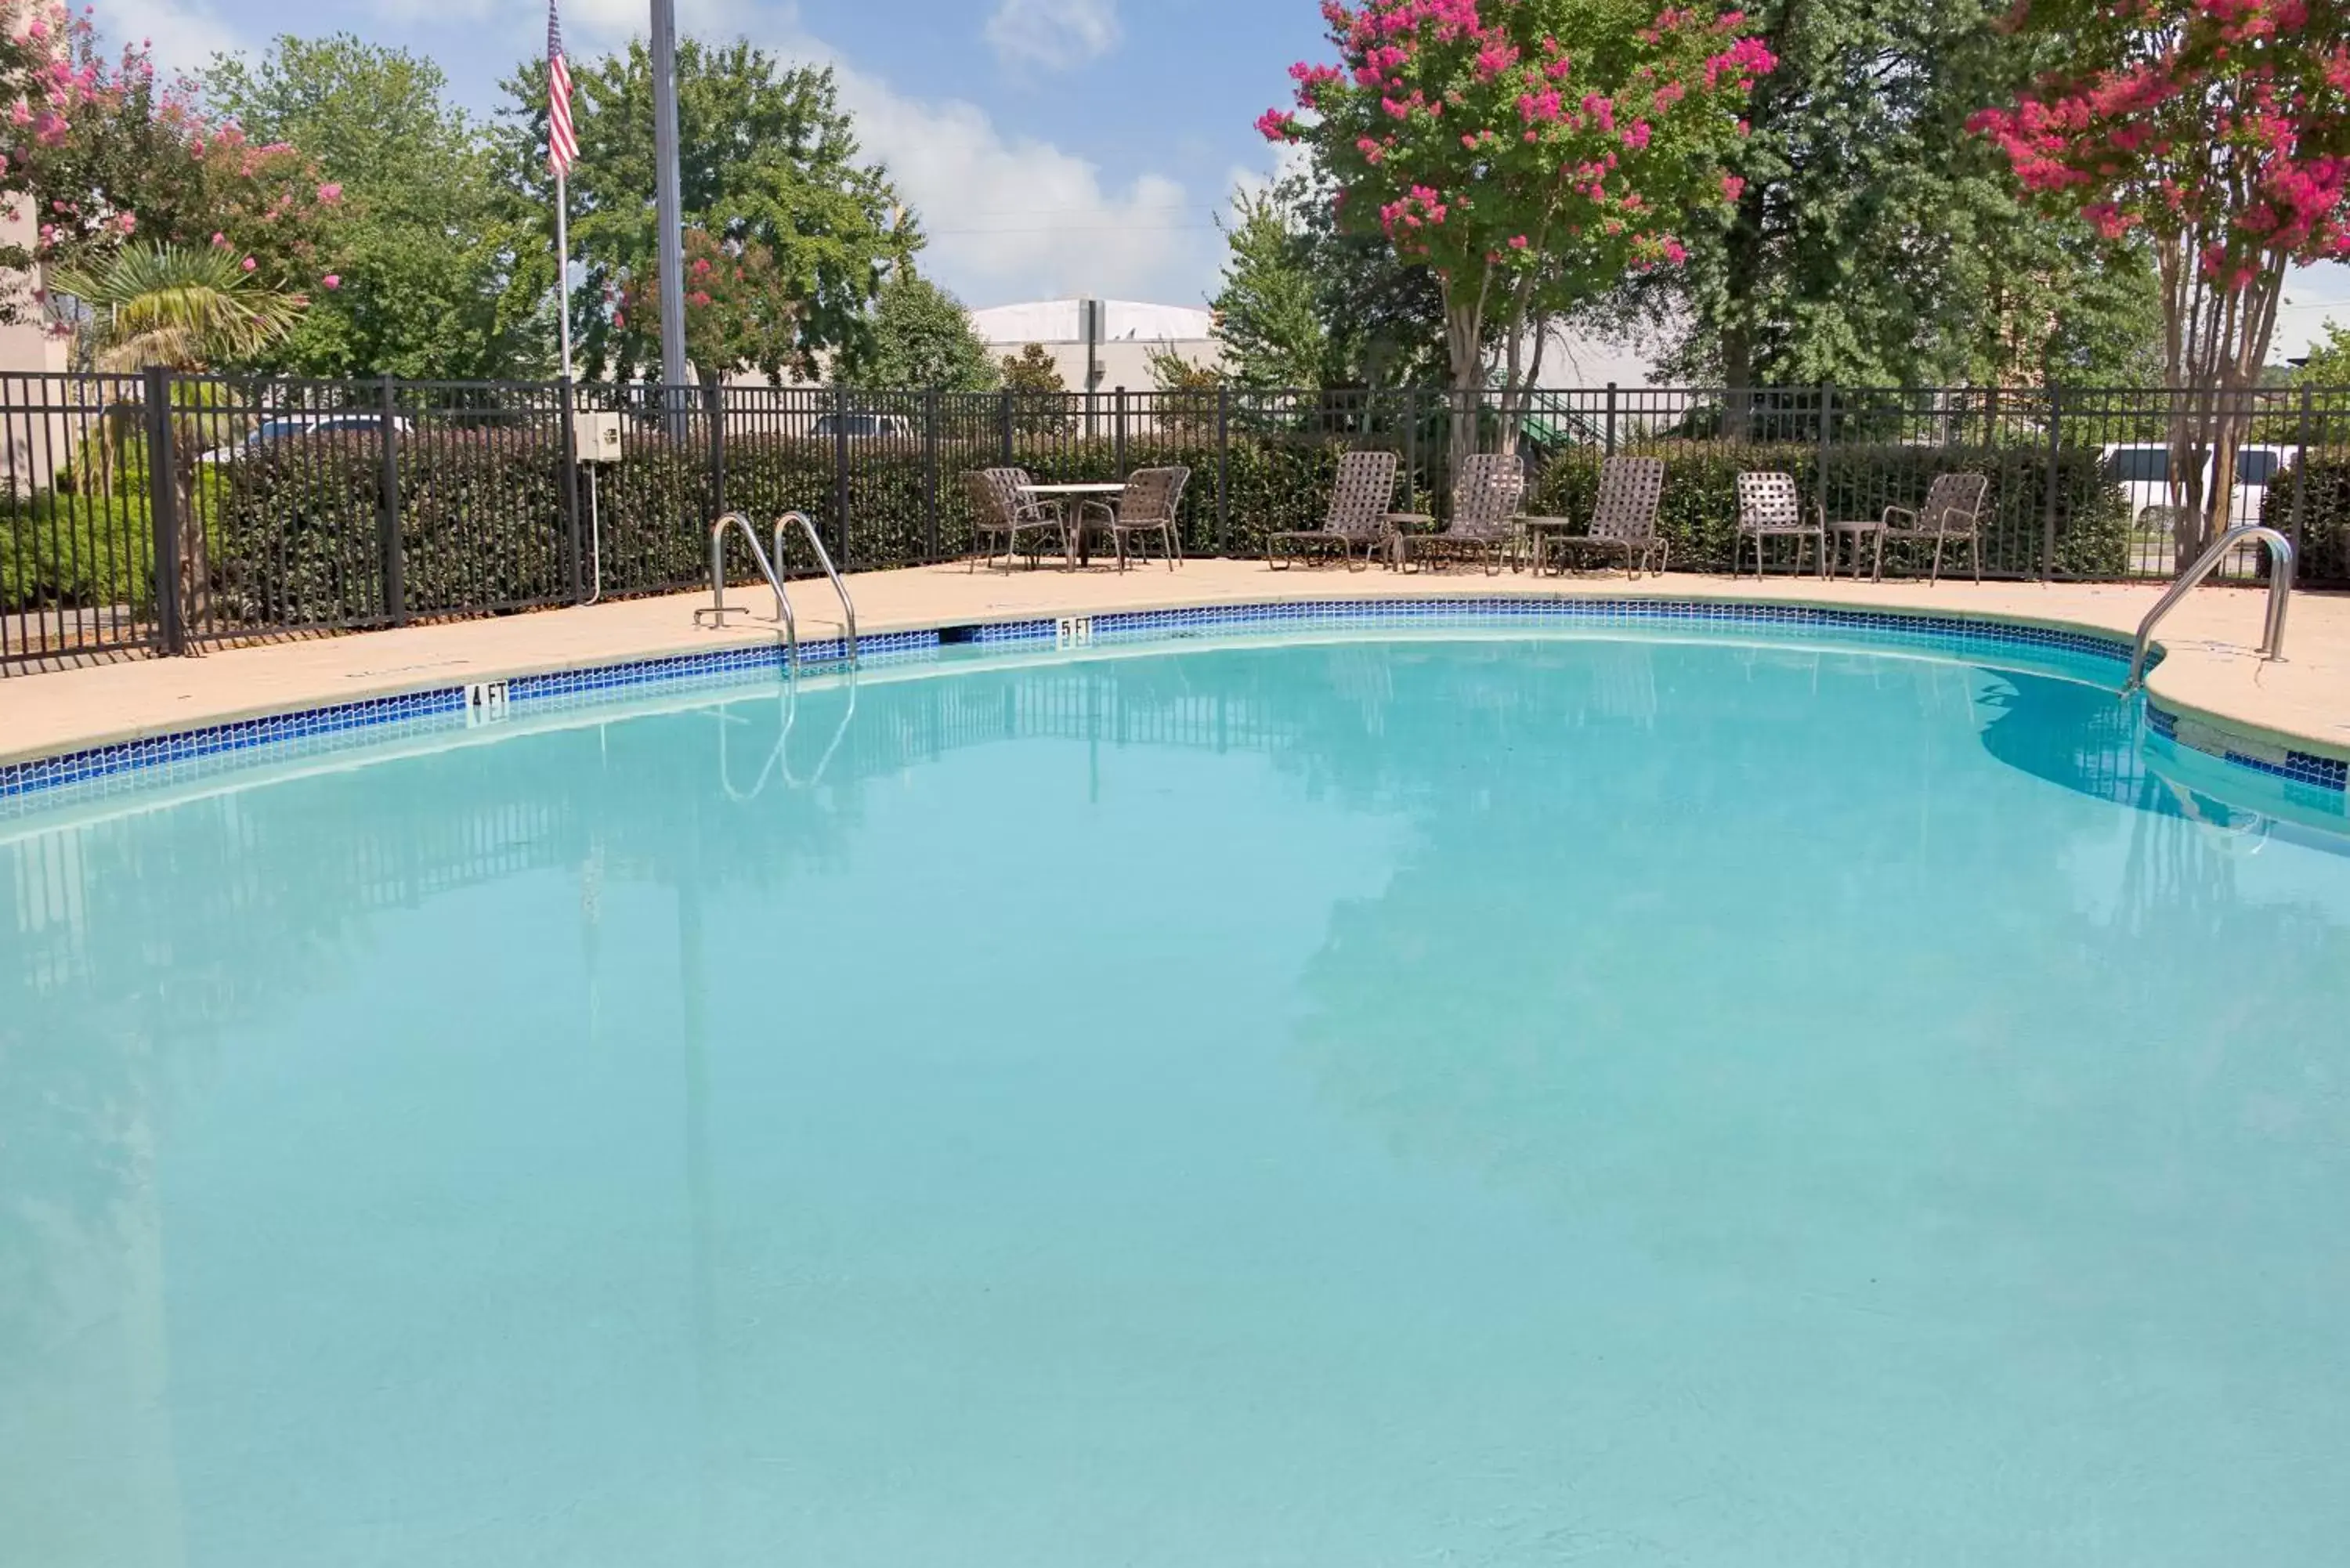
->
1527, 440, 2131, 577
0, 490, 157, 613
2258, 457, 2350, 586
16, 421, 2142, 634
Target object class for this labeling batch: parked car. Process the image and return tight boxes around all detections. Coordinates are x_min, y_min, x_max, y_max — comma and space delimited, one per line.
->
2100, 441, 2287, 531
811, 411, 914, 440
198, 413, 413, 466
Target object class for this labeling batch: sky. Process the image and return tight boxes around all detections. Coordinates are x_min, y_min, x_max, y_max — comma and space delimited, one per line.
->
99, 0, 2350, 358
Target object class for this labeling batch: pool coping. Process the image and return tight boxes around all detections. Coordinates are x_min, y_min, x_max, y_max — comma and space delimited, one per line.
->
2, 573, 2345, 809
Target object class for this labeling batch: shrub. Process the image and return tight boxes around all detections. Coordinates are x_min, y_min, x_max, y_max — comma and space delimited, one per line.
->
0, 490, 157, 613
174, 414, 2139, 635
2258, 457, 2350, 587
1526, 440, 2131, 577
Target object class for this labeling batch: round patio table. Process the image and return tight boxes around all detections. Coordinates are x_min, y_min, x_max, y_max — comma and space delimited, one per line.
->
1021, 482, 1126, 569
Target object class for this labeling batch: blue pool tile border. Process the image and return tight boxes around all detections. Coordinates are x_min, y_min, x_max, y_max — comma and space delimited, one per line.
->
2143, 699, 2350, 793
4, 598, 2342, 816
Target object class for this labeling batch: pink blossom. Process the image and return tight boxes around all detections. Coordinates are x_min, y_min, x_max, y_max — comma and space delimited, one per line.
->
212, 231, 228, 247
1722, 174, 1746, 201
240, 255, 256, 272
323, 273, 340, 289
316, 182, 342, 204
114, 211, 134, 233
1509, 233, 1529, 249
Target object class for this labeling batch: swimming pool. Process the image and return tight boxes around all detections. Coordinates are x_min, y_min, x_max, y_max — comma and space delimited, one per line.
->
5, 618, 2348, 1565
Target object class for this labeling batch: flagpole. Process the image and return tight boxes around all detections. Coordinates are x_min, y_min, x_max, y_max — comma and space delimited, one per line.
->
555, 168, 574, 384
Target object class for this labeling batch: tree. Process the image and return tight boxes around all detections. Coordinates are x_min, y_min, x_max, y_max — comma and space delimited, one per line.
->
1214, 185, 1335, 390
4, 16, 341, 308
1657, 0, 2157, 401
497, 39, 916, 385
837, 267, 996, 390
0, 0, 74, 316
1000, 341, 1067, 433
1973, 0, 2350, 558
206, 34, 538, 379
1264, 0, 1776, 460
615, 227, 800, 387
1145, 341, 1222, 437
1213, 172, 1447, 392
46, 240, 304, 368
2289, 321, 2350, 388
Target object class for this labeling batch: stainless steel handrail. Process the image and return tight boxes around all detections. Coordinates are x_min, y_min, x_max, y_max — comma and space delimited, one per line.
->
692, 510, 801, 669
2124, 523, 2295, 692
776, 510, 858, 664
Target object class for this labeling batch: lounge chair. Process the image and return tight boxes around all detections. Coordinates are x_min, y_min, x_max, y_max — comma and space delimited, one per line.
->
963, 468, 1068, 571
1269, 450, 1402, 569
1395, 453, 1527, 574
1875, 471, 1988, 582
1078, 466, 1189, 572
1735, 470, 1826, 579
1538, 455, 1668, 578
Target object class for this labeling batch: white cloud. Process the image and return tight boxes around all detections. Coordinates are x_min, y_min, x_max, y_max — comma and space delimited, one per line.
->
497, 0, 1213, 306
837, 62, 1212, 305
983, 0, 1120, 72
105, 0, 242, 75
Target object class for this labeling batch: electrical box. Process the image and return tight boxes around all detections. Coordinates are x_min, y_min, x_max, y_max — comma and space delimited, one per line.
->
571, 410, 624, 464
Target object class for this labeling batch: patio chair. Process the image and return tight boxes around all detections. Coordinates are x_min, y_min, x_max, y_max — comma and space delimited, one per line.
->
1077, 466, 1190, 572
1875, 470, 1989, 583
1396, 453, 1527, 574
962, 468, 1068, 571
1269, 450, 1402, 569
1735, 470, 1826, 579
1542, 455, 1668, 578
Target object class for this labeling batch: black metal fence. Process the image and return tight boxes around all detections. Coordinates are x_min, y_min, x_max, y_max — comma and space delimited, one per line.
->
5, 370, 2347, 670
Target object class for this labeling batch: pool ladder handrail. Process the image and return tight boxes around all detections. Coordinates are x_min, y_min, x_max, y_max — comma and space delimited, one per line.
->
690, 511, 858, 672
2123, 522, 2294, 693
776, 509, 858, 667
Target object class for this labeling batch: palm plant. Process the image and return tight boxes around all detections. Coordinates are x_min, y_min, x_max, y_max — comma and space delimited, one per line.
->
48, 244, 306, 371
45, 245, 308, 634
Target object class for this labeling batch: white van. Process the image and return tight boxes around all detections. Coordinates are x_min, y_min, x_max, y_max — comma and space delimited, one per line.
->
2100, 442, 2287, 530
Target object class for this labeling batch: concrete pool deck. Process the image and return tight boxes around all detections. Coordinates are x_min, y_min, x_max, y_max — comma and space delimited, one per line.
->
2, 561, 2347, 771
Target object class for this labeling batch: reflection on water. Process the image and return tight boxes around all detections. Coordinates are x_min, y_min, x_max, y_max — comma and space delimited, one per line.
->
2, 634, 2348, 1567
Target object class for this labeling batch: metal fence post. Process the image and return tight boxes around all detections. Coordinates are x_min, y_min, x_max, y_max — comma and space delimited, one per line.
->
2291, 383, 2312, 549
377, 374, 406, 626
1816, 383, 1834, 524
706, 379, 726, 520
2042, 385, 2063, 580
1403, 388, 1418, 511
142, 364, 184, 656
999, 388, 1014, 467
1604, 381, 1618, 456
559, 376, 583, 602
1114, 385, 1127, 475
833, 383, 851, 565
1216, 385, 1231, 556
924, 388, 941, 562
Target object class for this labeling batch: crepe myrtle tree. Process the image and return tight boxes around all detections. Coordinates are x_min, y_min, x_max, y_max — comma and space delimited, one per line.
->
1260, 0, 1774, 461
1972, 0, 2350, 562
3, 10, 343, 316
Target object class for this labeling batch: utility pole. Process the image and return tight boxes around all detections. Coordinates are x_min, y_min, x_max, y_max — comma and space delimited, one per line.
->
649, 0, 689, 413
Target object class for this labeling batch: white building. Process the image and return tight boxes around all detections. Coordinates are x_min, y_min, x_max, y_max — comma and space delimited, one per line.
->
968, 298, 1222, 394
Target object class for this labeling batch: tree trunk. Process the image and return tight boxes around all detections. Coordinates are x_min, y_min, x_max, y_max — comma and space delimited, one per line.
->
1441, 273, 1491, 480
1718, 118, 1772, 441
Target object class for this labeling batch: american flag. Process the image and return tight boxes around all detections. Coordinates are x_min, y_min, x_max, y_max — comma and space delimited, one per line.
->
546, 0, 577, 177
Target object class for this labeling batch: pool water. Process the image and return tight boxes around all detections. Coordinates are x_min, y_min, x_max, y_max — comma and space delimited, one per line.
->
5, 631, 2348, 1566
